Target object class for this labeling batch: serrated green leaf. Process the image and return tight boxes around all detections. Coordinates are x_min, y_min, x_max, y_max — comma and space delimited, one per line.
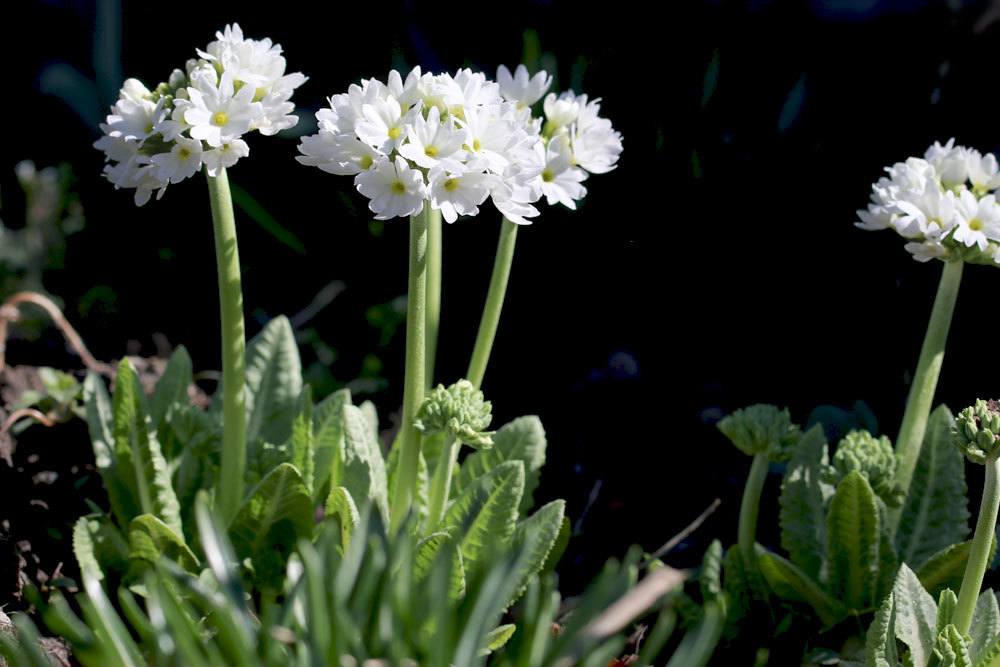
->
897, 405, 970, 566
149, 346, 192, 430
84, 372, 138, 530
228, 462, 313, 591
779, 424, 833, 580
334, 404, 389, 524
482, 623, 516, 654
936, 624, 973, 667
113, 359, 182, 535
891, 563, 937, 667
359, 399, 378, 437
827, 470, 881, 611
312, 388, 351, 500
442, 459, 524, 579
128, 514, 198, 572
73, 514, 128, 582
918, 540, 998, 599
289, 386, 314, 495
700, 540, 724, 603
866, 591, 898, 667
975, 629, 1000, 666
757, 549, 847, 626
939, 590, 959, 634
506, 500, 565, 606
413, 532, 466, 600
324, 486, 359, 551
877, 498, 900, 603
971, 589, 1000, 662
455, 416, 545, 514
242, 316, 302, 448
542, 515, 571, 575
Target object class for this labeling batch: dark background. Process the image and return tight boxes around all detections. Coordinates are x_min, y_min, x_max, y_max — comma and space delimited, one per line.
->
5, 0, 1000, 590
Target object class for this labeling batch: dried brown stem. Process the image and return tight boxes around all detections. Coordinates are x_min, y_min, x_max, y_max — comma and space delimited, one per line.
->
2, 407, 57, 432
645, 498, 722, 565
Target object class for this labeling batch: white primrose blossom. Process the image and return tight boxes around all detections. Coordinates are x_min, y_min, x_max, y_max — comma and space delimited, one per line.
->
95, 23, 305, 206
296, 64, 622, 224
857, 140, 1000, 265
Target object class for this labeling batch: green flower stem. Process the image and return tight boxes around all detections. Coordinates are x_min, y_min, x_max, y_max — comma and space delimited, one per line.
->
425, 207, 442, 390
893, 259, 964, 513
738, 454, 769, 576
467, 218, 518, 390
389, 207, 429, 532
206, 167, 248, 524
425, 436, 459, 531
954, 456, 1000, 635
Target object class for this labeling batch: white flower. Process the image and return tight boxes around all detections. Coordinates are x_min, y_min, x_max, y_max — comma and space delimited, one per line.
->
202, 139, 249, 176
543, 91, 582, 130
355, 96, 418, 153
497, 65, 553, 108
355, 157, 426, 220
891, 179, 956, 239
540, 136, 587, 209
397, 106, 467, 170
903, 240, 947, 263
570, 98, 623, 174
490, 187, 540, 225
429, 169, 495, 223
967, 150, 1000, 193
150, 136, 203, 183
953, 191, 1000, 251
105, 96, 166, 144
458, 105, 514, 173
924, 139, 968, 189
296, 132, 379, 175
184, 72, 263, 148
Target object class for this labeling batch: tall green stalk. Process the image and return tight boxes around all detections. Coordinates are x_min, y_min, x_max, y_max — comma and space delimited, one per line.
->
390, 207, 429, 532
893, 259, 963, 511
738, 454, 769, 575
953, 456, 1000, 635
467, 218, 518, 389
206, 167, 247, 524
425, 208, 442, 390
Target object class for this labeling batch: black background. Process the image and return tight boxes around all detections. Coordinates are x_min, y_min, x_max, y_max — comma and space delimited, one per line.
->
6, 0, 1000, 589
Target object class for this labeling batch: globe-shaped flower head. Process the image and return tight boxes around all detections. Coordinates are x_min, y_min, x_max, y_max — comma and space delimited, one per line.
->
717, 404, 802, 462
414, 379, 494, 449
954, 399, 1000, 464
823, 430, 904, 507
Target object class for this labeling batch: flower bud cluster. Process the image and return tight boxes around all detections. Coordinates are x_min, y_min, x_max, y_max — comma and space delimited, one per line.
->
717, 404, 802, 462
954, 399, 1000, 464
414, 379, 494, 449
823, 430, 904, 507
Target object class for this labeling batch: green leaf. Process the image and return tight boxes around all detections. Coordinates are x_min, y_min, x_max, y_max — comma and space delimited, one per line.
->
414, 532, 466, 600
975, 629, 1000, 666
936, 624, 973, 667
73, 514, 128, 582
149, 346, 192, 429
482, 624, 517, 654
891, 563, 937, 667
84, 372, 138, 529
542, 515, 571, 575
454, 415, 545, 514
442, 459, 524, 579
312, 388, 351, 500
228, 462, 313, 591
876, 498, 900, 604
242, 316, 303, 447
700, 539, 724, 603
506, 500, 566, 606
128, 514, 199, 572
918, 540, 998, 599
113, 359, 182, 535
359, 399, 378, 437
757, 549, 847, 626
289, 386, 314, 495
897, 405, 970, 566
971, 590, 1000, 662
866, 591, 898, 667
333, 404, 389, 524
779, 424, 834, 580
324, 486, 360, 551
939, 589, 959, 634
827, 470, 881, 611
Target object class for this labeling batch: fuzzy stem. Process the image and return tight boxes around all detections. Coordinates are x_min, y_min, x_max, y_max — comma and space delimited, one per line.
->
467, 218, 518, 390
207, 168, 247, 524
954, 456, 1000, 635
425, 435, 459, 531
738, 454, 769, 576
893, 260, 963, 516
425, 208, 442, 390
389, 207, 429, 532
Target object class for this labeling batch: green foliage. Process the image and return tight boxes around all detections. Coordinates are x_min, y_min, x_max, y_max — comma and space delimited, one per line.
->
826, 470, 883, 611
825, 430, 904, 507
718, 404, 802, 461
415, 379, 494, 449
455, 415, 547, 513
955, 400, 1000, 465
780, 424, 833, 580
866, 591, 898, 667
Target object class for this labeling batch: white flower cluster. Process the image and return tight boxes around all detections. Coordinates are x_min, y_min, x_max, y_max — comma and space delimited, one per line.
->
857, 139, 1000, 264
95, 24, 306, 205
296, 64, 622, 223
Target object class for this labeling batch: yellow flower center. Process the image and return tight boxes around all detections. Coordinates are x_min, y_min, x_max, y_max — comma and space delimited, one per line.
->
472, 138, 482, 152
424, 145, 439, 157
443, 178, 459, 192
970, 218, 984, 232
144, 122, 154, 134
542, 169, 555, 183
391, 181, 406, 195
388, 126, 402, 140
253, 87, 268, 102
178, 148, 191, 160
212, 111, 229, 126
359, 154, 374, 170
